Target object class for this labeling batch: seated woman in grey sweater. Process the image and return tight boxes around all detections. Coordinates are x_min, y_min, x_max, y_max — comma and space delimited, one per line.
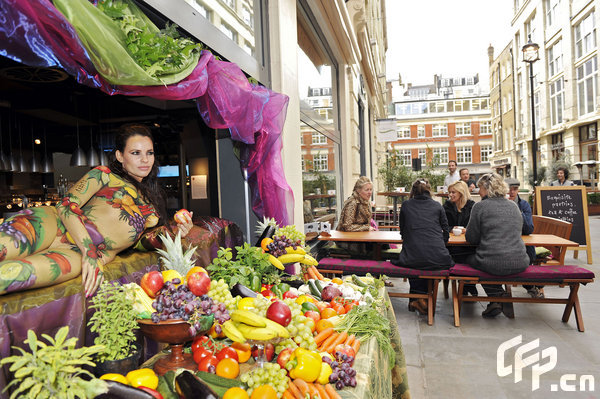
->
465, 173, 529, 319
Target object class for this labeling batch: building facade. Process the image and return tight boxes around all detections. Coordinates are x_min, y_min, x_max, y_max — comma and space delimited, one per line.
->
388, 75, 493, 180
494, 0, 600, 188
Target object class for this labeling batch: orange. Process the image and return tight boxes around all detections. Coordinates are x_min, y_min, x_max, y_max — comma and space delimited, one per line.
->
320, 307, 337, 319
185, 266, 207, 282
223, 387, 250, 399
331, 277, 343, 285
231, 342, 252, 363
315, 319, 334, 333
216, 358, 240, 379
250, 385, 278, 399
261, 237, 273, 252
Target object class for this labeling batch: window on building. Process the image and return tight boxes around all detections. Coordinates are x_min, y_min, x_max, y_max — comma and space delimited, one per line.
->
575, 12, 596, 59
194, 3, 209, 18
301, 158, 305, 171
525, 14, 537, 43
313, 154, 328, 171
551, 133, 564, 159
312, 132, 327, 144
462, 100, 471, 111
397, 126, 411, 139
446, 101, 454, 112
580, 122, 598, 141
241, 6, 253, 28
418, 149, 427, 163
577, 56, 598, 116
472, 99, 481, 110
428, 102, 445, 113
480, 121, 492, 134
550, 77, 564, 126
219, 23, 236, 41
456, 146, 472, 164
432, 148, 449, 164
223, 0, 235, 7
456, 122, 472, 136
547, 39, 563, 77
432, 124, 448, 137
396, 149, 412, 166
480, 145, 493, 162
546, 0, 560, 27
534, 90, 540, 134
242, 41, 253, 56
417, 125, 425, 137
454, 100, 463, 112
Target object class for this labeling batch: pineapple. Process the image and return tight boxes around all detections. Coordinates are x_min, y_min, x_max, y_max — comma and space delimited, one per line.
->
155, 232, 198, 277
255, 216, 278, 237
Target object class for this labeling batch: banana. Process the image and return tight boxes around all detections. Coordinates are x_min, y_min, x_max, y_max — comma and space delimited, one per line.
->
230, 309, 268, 328
222, 320, 246, 343
285, 246, 306, 255
276, 253, 305, 264
263, 319, 290, 338
268, 254, 285, 270
298, 255, 318, 266
236, 323, 278, 341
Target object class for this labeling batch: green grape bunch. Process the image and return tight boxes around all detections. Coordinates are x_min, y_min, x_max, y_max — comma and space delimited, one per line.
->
240, 362, 289, 397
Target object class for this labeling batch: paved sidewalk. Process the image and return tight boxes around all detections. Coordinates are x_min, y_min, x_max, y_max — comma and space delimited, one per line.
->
389, 216, 600, 399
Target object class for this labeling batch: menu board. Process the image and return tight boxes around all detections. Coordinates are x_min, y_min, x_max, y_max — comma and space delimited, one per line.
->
535, 186, 589, 246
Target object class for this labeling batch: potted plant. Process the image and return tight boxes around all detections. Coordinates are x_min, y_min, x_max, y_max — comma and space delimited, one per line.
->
0, 326, 107, 398
88, 281, 141, 376
588, 191, 600, 215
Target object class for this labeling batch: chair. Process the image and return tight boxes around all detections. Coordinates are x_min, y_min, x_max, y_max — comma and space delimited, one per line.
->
532, 215, 573, 264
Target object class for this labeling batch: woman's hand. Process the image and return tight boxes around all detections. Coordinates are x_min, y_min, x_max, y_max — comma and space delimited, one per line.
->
176, 211, 194, 238
82, 256, 104, 297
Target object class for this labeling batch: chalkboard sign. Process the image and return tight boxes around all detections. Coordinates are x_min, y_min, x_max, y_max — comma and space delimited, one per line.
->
535, 186, 592, 264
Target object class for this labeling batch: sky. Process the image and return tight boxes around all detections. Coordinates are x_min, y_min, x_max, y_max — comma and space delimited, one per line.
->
385, 0, 514, 90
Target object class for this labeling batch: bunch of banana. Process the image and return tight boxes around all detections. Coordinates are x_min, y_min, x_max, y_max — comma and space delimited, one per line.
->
275, 253, 318, 266
228, 309, 290, 341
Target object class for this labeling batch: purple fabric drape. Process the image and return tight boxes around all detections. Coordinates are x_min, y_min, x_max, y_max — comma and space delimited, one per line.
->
0, 0, 293, 225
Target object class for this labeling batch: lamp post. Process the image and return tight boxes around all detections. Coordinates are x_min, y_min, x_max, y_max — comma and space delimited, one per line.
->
522, 35, 540, 186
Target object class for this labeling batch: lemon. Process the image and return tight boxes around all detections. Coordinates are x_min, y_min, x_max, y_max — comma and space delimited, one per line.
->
161, 270, 183, 286
237, 297, 256, 310
0, 262, 23, 281
100, 373, 128, 384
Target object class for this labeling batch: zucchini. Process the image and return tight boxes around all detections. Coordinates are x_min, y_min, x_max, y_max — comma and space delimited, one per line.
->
352, 274, 368, 288
314, 279, 325, 294
307, 280, 321, 299
195, 370, 244, 389
157, 375, 178, 399
175, 370, 218, 399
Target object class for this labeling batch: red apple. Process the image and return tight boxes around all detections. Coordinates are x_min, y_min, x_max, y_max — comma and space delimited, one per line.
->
140, 271, 164, 298
174, 209, 192, 224
187, 272, 211, 296
266, 300, 292, 327
277, 347, 293, 371
251, 343, 275, 362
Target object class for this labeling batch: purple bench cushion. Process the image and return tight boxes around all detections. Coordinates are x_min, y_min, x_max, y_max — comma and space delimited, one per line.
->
450, 263, 595, 282
318, 258, 449, 278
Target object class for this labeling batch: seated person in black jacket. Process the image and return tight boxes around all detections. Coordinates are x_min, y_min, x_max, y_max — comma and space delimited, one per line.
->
392, 179, 454, 315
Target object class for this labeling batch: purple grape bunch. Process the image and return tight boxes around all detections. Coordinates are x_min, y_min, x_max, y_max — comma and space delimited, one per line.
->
0, 222, 27, 248
266, 235, 302, 257
128, 213, 146, 235
324, 354, 357, 389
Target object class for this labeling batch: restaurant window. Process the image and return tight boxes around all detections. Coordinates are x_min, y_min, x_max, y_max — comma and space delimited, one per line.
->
456, 122, 471, 136
456, 146, 472, 164
312, 153, 328, 171
432, 148, 448, 164
551, 133, 564, 159
579, 122, 598, 181
550, 77, 564, 126
577, 56, 598, 116
480, 145, 493, 162
312, 132, 327, 144
580, 122, 597, 141
480, 121, 492, 134
397, 126, 411, 139
417, 125, 425, 137
432, 124, 448, 137
574, 11, 596, 59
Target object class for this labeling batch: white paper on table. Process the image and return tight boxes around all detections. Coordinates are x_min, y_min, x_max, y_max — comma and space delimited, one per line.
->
191, 175, 208, 199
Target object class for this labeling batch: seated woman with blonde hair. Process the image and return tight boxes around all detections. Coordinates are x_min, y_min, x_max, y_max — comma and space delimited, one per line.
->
333, 176, 374, 255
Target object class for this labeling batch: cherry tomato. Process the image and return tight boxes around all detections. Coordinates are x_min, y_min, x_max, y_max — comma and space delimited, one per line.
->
216, 347, 239, 362
193, 346, 212, 365
344, 303, 356, 313
260, 289, 275, 298
331, 302, 345, 315
282, 290, 298, 299
192, 336, 216, 353
198, 355, 219, 373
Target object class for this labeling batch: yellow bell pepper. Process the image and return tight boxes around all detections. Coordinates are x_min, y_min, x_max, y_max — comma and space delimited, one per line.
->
100, 373, 128, 385
126, 368, 159, 390
288, 348, 322, 382
317, 362, 333, 385
295, 295, 316, 305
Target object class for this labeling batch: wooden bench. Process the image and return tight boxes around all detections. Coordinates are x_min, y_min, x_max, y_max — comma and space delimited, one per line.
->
449, 263, 595, 332
318, 257, 449, 325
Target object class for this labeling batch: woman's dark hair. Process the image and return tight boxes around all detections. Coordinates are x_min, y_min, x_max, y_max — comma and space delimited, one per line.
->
108, 124, 166, 224
557, 166, 569, 179
409, 178, 431, 199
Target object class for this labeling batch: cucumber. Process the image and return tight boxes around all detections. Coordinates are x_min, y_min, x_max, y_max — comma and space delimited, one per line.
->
352, 274, 368, 288
307, 280, 321, 299
314, 279, 325, 294
156, 375, 178, 399
195, 371, 244, 389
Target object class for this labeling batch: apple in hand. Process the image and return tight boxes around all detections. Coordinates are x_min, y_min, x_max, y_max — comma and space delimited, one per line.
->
174, 209, 192, 224
187, 272, 211, 296
266, 300, 292, 327
140, 271, 164, 298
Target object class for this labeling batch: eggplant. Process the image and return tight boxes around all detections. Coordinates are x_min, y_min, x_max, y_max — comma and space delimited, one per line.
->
230, 283, 258, 298
255, 225, 276, 247
175, 370, 218, 399
95, 380, 155, 399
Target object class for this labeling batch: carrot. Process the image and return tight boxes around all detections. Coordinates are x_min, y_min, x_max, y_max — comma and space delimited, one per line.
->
307, 266, 318, 280
351, 338, 361, 354
288, 380, 303, 399
314, 327, 334, 345
303, 273, 310, 281
345, 334, 355, 347
293, 379, 310, 398
326, 331, 348, 353
319, 331, 339, 351
312, 266, 325, 280
325, 384, 342, 399
282, 390, 296, 399
306, 382, 319, 398
315, 383, 330, 399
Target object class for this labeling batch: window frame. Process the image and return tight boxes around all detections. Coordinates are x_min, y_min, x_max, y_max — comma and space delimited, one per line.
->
576, 56, 598, 116
432, 123, 448, 137
456, 146, 472, 164
456, 122, 472, 136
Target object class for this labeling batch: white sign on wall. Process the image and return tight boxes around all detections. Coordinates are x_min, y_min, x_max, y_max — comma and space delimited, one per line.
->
191, 175, 208, 199
376, 119, 397, 142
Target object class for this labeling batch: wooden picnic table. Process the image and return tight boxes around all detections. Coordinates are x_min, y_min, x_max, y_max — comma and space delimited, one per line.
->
319, 230, 577, 262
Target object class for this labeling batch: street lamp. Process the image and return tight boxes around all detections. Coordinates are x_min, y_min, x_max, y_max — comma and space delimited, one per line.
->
522, 35, 540, 186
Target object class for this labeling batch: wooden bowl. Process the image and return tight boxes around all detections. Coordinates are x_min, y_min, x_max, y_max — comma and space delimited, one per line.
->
137, 319, 195, 345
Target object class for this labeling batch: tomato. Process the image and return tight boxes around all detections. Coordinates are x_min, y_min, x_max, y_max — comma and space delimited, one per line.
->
138, 387, 164, 399
198, 355, 219, 373
330, 302, 345, 315
282, 290, 298, 299
193, 346, 212, 365
314, 301, 330, 312
344, 303, 356, 313
261, 284, 273, 291
304, 310, 320, 324
216, 358, 240, 379
231, 342, 252, 363
260, 289, 275, 298
320, 307, 337, 319
216, 347, 239, 362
